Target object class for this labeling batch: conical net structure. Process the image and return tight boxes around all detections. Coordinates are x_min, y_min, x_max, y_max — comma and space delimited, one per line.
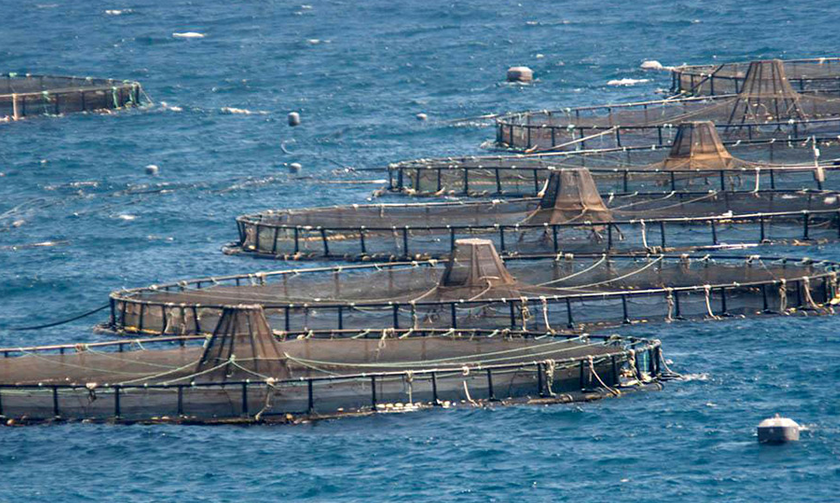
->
725, 60, 807, 125
440, 238, 516, 289
652, 121, 749, 171
195, 305, 289, 382
524, 169, 613, 224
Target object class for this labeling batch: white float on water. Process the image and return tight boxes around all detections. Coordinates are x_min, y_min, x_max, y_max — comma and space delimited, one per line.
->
506, 66, 533, 83
288, 112, 301, 126
640, 60, 664, 71
145, 164, 160, 176
416, 113, 427, 121
757, 414, 801, 444
289, 163, 302, 173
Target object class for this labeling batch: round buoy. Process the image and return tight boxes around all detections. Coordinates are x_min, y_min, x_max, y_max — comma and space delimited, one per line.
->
288, 112, 301, 127
640, 60, 664, 71
507, 66, 534, 83
289, 162, 302, 174
416, 113, 427, 121
757, 414, 800, 444
145, 164, 160, 176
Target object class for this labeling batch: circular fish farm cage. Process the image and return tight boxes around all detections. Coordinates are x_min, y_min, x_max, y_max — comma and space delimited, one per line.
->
108, 240, 840, 337
0, 73, 145, 121
0, 305, 665, 424
671, 57, 840, 97
495, 60, 840, 152
230, 168, 840, 261
389, 122, 840, 197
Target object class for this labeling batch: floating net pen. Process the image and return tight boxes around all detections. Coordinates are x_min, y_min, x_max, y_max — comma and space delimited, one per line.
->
389, 122, 840, 197
670, 57, 840, 97
496, 60, 840, 152
0, 73, 147, 121
0, 306, 666, 424
107, 240, 840, 337
230, 167, 840, 261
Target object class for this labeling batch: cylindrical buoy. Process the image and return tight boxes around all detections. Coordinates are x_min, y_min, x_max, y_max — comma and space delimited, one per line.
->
507, 66, 534, 83
416, 113, 427, 121
289, 162, 302, 174
288, 112, 301, 127
758, 414, 801, 444
145, 164, 160, 176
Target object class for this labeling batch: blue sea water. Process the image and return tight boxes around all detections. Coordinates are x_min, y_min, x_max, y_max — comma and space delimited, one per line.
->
1, 0, 840, 500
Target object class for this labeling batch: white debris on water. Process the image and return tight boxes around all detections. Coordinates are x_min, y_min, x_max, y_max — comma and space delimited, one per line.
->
640, 60, 664, 71
607, 78, 650, 86
173, 32, 205, 39
221, 107, 268, 115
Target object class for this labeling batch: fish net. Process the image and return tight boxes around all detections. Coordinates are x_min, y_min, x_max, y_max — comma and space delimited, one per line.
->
671, 58, 840, 97
0, 74, 145, 121
389, 121, 840, 197
230, 166, 840, 261
0, 306, 663, 424
109, 240, 840, 336
496, 60, 840, 152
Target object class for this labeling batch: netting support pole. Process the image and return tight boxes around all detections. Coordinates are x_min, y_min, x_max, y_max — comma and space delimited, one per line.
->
402, 227, 409, 258
719, 171, 726, 191
660, 221, 667, 248
670, 172, 676, 192
634, 352, 643, 380
509, 303, 516, 328
177, 386, 184, 416
393, 305, 400, 329
431, 372, 439, 404
796, 280, 803, 308
760, 216, 766, 242
494, 169, 502, 194
552, 225, 559, 253
307, 380, 314, 413
621, 295, 630, 324
486, 369, 496, 401
449, 227, 456, 252
566, 298, 575, 328
370, 376, 377, 409
109, 298, 116, 327
52, 387, 59, 418
450, 303, 457, 329
114, 386, 121, 419
337, 306, 343, 330
537, 362, 544, 397
241, 383, 249, 417
284, 307, 291, 332
769, 169, 776, 189
674, 290, 682, 318
293, 228, 300, 254
499, 226, 506, 252
803, 212, 811, 240
271, 227, 279, 255
611, 356, 618, 384
711, 221, 718, 245
463, 169, 469, 194
359, 228, 366, 255
622, 171, 629, 193
193, 306, 201, 334
579, 360, 586, 391
0, 390, 4, 417
320, 229, 330, 256
720, 287, 728, 315
533, 169, 539, 194
761, 284, 770, 312
607, 224, 613, 250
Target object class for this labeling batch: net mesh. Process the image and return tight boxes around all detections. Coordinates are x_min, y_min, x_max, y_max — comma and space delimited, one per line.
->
671, 58, 840, 96
497, 60, 840, 151
390, 123, 840, 196
0, 307, 661, 423
109, 246, 840, 335
0, 74, 145, 121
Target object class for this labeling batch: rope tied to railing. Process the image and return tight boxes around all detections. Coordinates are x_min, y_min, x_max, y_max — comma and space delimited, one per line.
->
540, 297, 554, 334
703, 285, 720, 320
779, 279, 788, 314
588, 355, 620, 396
519, 297, 531, 330
640, 219, 649, 250
665, 288, 675, 322
544, 359, 556, 397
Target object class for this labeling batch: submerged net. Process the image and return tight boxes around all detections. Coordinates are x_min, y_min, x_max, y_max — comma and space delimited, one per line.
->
110, 242, 840, 336
0, 74, 145, 121
0, 306, 663, 423
231, 166, 840, 260
671, 57, 840, 97
496, 60, 840, 152
389, 122, 840, 197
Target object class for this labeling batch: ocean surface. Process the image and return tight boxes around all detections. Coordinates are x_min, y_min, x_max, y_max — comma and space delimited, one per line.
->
1, 0, 840, 500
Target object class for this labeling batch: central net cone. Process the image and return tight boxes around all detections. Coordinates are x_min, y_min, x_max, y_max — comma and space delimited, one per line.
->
524, 168, 613, 224
657, 121, 746, 171
440, 238, 517, 289
726, 59, 806, 124
195, 305, 289, 382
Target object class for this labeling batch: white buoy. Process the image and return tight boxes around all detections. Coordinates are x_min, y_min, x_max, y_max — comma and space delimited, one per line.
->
289, 162, 302, 173
288, 112, 301, 127
506, 66, 534, 83
416, 113, 427, 121
145, 164, 160, 176
757, 414, 801, 444
640, 60, 664, 71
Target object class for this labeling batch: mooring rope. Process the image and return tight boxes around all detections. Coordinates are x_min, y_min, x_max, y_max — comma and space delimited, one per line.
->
5, 304, 110, 331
